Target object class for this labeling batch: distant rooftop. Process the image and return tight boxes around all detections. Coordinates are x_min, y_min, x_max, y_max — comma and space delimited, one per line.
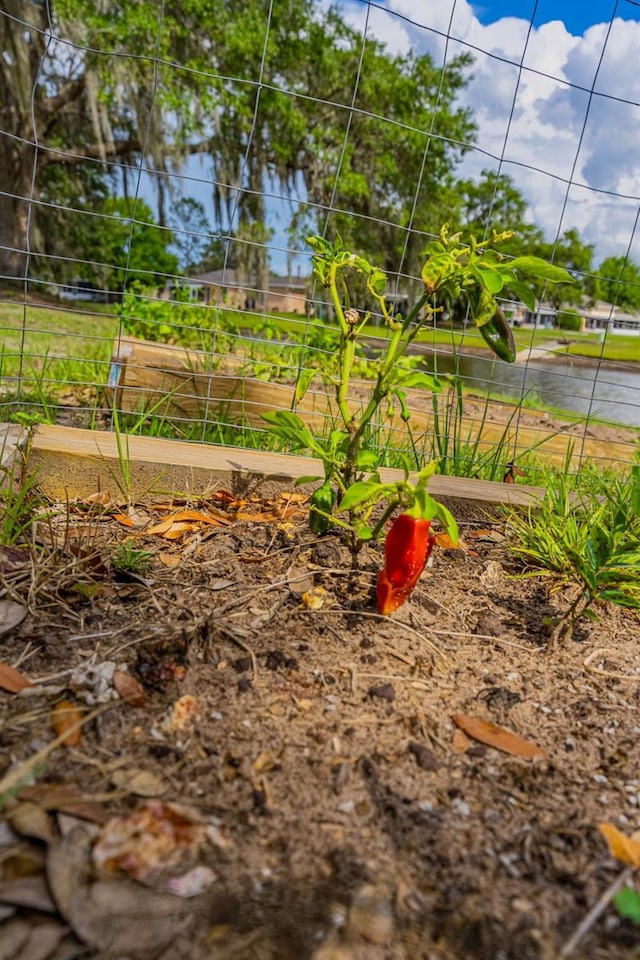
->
193, 270, 308, 290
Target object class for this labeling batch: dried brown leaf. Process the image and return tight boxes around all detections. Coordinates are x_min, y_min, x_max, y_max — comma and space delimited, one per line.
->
451, 728, 472, 754
112, 669, 146, 706
158, 553, 181, 568
287, 567, 314, 597
46, 825, 92, 919
146, 518, 175, 535
162, 522, 198, 540
148, 510, 221, 535
0, 661, 32, 693
0, 917, 30, 959
10, 920, 68, 960
598, 822, 640, 868
81, 491, 111, 506
20, 783, 108, 824
51, 701, 83, 747
6, 802, 54, 843
453, 714, 547, 761
113, 513, 136, 527
68, 878, 192, 952
0, 600, 28, 640
434, 532, 461, 550
111, 768, 167, 798
0, 875, 57, 914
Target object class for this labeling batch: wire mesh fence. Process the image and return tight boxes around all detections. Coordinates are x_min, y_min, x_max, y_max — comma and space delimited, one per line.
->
1, 0, 639, 483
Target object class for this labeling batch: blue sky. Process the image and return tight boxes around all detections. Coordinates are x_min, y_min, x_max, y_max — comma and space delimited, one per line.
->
472, 0, 640, 35
149, 0, 640, 276
307, 1, 640, 272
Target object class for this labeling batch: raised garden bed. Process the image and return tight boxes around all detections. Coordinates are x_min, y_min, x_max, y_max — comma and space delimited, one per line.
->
0, 423, 638, 959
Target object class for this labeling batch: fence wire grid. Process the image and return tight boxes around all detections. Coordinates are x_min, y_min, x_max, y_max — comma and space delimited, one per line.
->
1, 0, 639, 483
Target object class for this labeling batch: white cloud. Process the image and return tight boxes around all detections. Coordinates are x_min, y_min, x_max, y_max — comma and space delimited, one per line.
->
335, 1, 640, 266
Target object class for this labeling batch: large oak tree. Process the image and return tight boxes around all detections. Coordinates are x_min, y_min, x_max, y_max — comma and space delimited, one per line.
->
1, 0, 476, 293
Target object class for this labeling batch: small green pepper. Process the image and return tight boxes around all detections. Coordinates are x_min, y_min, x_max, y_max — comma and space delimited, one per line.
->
309, 482, 336, 534
478, 307, 516, 363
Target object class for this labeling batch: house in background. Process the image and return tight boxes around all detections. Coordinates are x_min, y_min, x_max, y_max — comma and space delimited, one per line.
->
500, 299, 528, 326
581, 301, 640, 336
166, 271, 309, 313
524, 301, 558, 329
500, 297, 640, 335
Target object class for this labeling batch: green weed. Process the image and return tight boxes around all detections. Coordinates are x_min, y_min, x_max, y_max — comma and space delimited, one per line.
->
507, 448, 640, 639
111, 541, 154, 576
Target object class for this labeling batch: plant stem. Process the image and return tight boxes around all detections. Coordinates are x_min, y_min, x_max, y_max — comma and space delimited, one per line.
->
346, 293, 430, 470
370, 499, 400, 540
328, 263, 357, 430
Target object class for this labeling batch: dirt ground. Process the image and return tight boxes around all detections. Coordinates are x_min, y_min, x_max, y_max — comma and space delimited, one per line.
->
1, 486, 639, 960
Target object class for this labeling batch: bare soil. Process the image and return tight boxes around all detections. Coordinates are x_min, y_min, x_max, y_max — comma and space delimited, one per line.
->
0, 490, 639, 960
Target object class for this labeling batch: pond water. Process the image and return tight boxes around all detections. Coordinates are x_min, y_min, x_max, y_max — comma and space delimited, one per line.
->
419, 352, 640, 428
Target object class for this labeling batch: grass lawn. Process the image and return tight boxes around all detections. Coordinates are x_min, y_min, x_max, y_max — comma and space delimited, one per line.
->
240, 310, 640, 363
562, 335, 640, 362
1, 299, 638, 406
0, 300, 119, 390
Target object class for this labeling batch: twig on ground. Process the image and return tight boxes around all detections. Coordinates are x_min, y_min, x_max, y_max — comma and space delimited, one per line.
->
306, 609, 448, 663
10, 642, 37, 669
583, 647, 640, 682
219, 627, 259, 680
557, 866, 634, 959
379, 645, 416, 667
432, 628, 534, 652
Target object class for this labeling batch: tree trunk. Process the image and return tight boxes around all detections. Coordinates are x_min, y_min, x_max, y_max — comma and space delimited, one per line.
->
0, 140, 36, 280
0, 0, 43, 280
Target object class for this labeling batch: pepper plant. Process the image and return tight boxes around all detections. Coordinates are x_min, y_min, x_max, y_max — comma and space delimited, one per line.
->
262, 224, 571, 610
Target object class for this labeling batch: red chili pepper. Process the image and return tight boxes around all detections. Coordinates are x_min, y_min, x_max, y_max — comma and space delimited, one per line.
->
377, 513, 435, 615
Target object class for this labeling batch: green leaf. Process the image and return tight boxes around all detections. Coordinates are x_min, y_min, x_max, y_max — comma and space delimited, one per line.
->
508, 256, 573, 284
421, 253, 460, 293
261, 410, 322, 454
411, 489, 439, 520
392, 388, 411, 422
613, 887, 640, 924
328, 429, 349, 455
356, 450, 379, 471
339, 480, 389, 512
415, 461, 438, 487
469, 287, 497, 328
367, 267, 388, 297
508, 279, 537, 312
294, 475, 322, 486
473, 264, 504, 294
311, 260, 330, 286
435, 501, 459, 543
391, 370, 440, 392
306, 235, 332, 256
294, 368, 316, 405
355, 524, 374, 542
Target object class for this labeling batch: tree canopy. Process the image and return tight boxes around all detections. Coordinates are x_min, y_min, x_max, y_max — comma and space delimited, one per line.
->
0, 0, 633, 317
592, 256, 640, 313
0, 0, 474, 292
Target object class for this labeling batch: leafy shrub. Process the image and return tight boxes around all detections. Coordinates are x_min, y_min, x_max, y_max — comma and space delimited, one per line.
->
120, 284, 225, 349
557, 309, 583, 332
